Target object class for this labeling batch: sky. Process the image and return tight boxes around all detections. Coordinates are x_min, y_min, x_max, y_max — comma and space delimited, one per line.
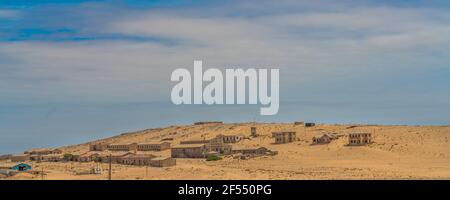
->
1, 0, 450, 153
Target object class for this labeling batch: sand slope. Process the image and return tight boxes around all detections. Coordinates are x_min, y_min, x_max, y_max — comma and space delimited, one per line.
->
3, 123, 450, 180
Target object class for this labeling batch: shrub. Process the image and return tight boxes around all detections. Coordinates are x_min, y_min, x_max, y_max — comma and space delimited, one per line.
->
206, 154, 222, 161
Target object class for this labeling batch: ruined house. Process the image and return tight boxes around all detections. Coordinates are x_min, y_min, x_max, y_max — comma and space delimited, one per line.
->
120, 154, 156, 165
180, 135, 232, 155
78, 152, 100, 162
107, 143, 138, 151
89, 142, 108, 151
137, 142, 171, 151
348, 133, 372, 146
251, 127, 258, 137
97, 152, 134, 163
11, 154, 30, 162
217, 134, 243, 143
24, 148, 62, 155
171, 144, 207, 158
149, 157, 176, 167
272, 131, 297, 144
305, 123, 316, 127
232, 147, 277, 156
312, 134, 338, 145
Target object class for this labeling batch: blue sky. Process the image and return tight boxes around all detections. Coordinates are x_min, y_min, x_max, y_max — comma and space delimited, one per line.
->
1, 0, 450, 153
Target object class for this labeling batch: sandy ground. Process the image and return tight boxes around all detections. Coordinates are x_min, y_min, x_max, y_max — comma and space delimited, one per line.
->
2, 123, 450, 180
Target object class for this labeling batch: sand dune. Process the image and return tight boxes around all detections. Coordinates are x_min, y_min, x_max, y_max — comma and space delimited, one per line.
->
3, 123, 450, 180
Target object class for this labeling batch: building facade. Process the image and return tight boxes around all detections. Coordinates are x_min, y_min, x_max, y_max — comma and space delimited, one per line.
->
120, 154, 156, 165
137, 142, 171, 151
107, 143, 138, 151
171, 144, 207, 158
149, 157, 176, 167
348, 133, 372, 146
272, 132, 297, 144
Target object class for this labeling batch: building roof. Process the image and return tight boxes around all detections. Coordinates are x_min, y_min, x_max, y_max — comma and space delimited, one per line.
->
122, 154, 155, 159
12, 154, 29, 157
138, 142, 170, 145
108, 142, 137, 146
150, 157, 172, 161
172, 144, 206, 148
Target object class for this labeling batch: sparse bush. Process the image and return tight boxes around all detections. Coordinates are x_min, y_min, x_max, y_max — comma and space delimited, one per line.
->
206, 154, 222, 161
63, 153, 74, 161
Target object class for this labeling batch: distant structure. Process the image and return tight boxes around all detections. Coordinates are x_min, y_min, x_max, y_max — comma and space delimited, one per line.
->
107, 143, 138, 151
149, 157, 176, 167
312, 133, 338, 145
251, 127, 258, 137
0, 154, 12, 161
272, 132, 297, 144
194, 121, 223, 125
89, 142, 108, 151
305, 123, 316, 127
11, 154, 30, 162
24, 148, 62, 155
294, 121, 304, 125
137, 142, 171, 151
120, 154, 156, 165
348, 133, 372, 146
171, 144, 207, 158
232, 147, 278, 157
179, 135, 233, 155
217, 134, 243, 144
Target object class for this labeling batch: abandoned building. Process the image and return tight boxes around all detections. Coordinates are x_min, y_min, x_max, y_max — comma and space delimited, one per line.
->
42, 154, 64, 162
194, 121, 223, 125
97, 152, 134, 163
217, 134, 243, 143
120, 154, 156, 165
107, 143, 138, 151
348, 133, 372, 146
171, 144, 207, 158
312, 134, 338, 145
0, 154, 12, 161
294, 121, 304, 125
180, 135, 233, 155
89, 142, 108, 151
78, 152, 100, 162
305, 123, 316, 127
149, 157, 176, 167
232, 147, 278, 156
11, 154, 30, 162
272, 131, 297, 144
137, 142, 171, 151
251, 127, 258, 137
24, 148, 62, 155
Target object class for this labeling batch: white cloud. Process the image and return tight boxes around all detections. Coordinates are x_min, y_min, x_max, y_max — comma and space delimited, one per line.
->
1, 1, 450, 103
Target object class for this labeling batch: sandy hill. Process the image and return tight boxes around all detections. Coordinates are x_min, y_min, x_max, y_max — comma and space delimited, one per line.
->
5, 123, 450, 180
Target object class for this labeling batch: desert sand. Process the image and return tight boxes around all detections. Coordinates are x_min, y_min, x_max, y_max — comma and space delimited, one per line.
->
2, 123, 450, 180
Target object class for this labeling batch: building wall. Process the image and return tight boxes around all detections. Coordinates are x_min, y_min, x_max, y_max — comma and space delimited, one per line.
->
137, 142, 171, 151
107, 143, 138, 151
272, 132, 296, 144
171, 146, 206, 158
149, 158, 176, 167
348, 133, 372, 145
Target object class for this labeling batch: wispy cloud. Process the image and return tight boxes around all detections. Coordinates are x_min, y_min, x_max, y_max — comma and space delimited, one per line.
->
0, 9, 20, 18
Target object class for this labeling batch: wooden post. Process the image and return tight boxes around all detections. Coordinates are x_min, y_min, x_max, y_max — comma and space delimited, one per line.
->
108, 153, 112, 180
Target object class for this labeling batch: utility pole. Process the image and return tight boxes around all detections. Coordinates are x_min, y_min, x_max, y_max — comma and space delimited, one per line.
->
108, 153, 112, 180
41, 165, 44, 180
